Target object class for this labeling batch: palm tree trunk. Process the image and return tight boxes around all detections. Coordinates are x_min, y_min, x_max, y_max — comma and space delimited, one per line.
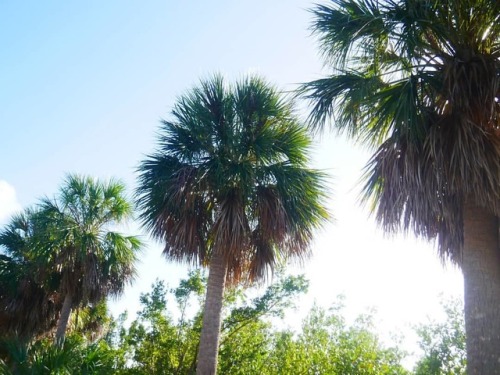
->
462, 202, 500, 374
54, 293, 73, 346
196, 252, 227, 375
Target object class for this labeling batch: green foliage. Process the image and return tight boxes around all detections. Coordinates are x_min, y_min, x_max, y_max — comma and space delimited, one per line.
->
1, 273, 468, 374
68, 301, 113, 342
222, 274, 308, 331
112, 273, 310, 374
414, 297, 466, 375
217, 320, 270, 375
0, 335, 118, 375
106, 272, 205, 374
217, 274, 309, 373
110, 273, 408, 375
263, 303, 408, 375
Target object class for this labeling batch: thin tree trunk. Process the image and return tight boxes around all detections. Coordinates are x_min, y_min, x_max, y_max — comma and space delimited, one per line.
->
462, 202, 500, 374
196, 252, 227, 375
54, 293, 73, 346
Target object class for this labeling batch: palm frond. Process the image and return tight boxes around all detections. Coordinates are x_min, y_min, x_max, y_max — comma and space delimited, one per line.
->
311, 0, 390, 67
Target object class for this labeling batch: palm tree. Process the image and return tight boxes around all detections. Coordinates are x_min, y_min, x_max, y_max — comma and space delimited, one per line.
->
38, 175, 142, 345
136, 75, 328, 375
0, 210, 61, 340
300, 0, 500, 372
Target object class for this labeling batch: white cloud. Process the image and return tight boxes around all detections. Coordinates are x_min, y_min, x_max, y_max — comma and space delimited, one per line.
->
0, 181, 22, 225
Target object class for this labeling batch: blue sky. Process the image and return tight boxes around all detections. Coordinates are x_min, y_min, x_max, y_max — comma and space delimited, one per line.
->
1, 0, 462, 359
1, 1, 322, 202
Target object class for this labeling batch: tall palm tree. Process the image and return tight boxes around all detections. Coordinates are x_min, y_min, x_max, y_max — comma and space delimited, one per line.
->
301, 0, 500, 373
39, 175, 142, 345
0, 210, 61, 340
136, 75, 328, 375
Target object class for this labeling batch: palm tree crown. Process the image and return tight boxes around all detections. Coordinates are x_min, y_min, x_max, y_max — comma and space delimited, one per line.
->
137, 75, 328, 283
40, 175, 141, 305
33, 175, 142, 344
302, 0, 500, 261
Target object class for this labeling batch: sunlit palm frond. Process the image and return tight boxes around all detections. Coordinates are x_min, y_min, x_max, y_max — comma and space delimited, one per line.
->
311, 0, 390, 67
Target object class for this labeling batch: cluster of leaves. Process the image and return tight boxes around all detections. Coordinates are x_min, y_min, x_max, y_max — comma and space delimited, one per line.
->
1, 272, 466, 374
414, 297, 466, 375
112, 271, 314, 374
219, 302, 409, 375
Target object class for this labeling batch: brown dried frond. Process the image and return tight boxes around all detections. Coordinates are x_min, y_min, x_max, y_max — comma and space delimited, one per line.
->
366, 133, 462, 262
366, 108, 500, 263
247, 230, 276, 283
284, 229, 314, 264
242, 187, 288, 283
160, 168, 209, 264
255, 186, 287, 243
211, 191, 251, 285
441, 53, 500, 125
0, 279, 61, 339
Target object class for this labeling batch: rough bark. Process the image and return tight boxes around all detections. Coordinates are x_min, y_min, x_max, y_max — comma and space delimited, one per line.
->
196, 252, 227, 375
462, 202, 500, 374
54, 293, 73, 346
